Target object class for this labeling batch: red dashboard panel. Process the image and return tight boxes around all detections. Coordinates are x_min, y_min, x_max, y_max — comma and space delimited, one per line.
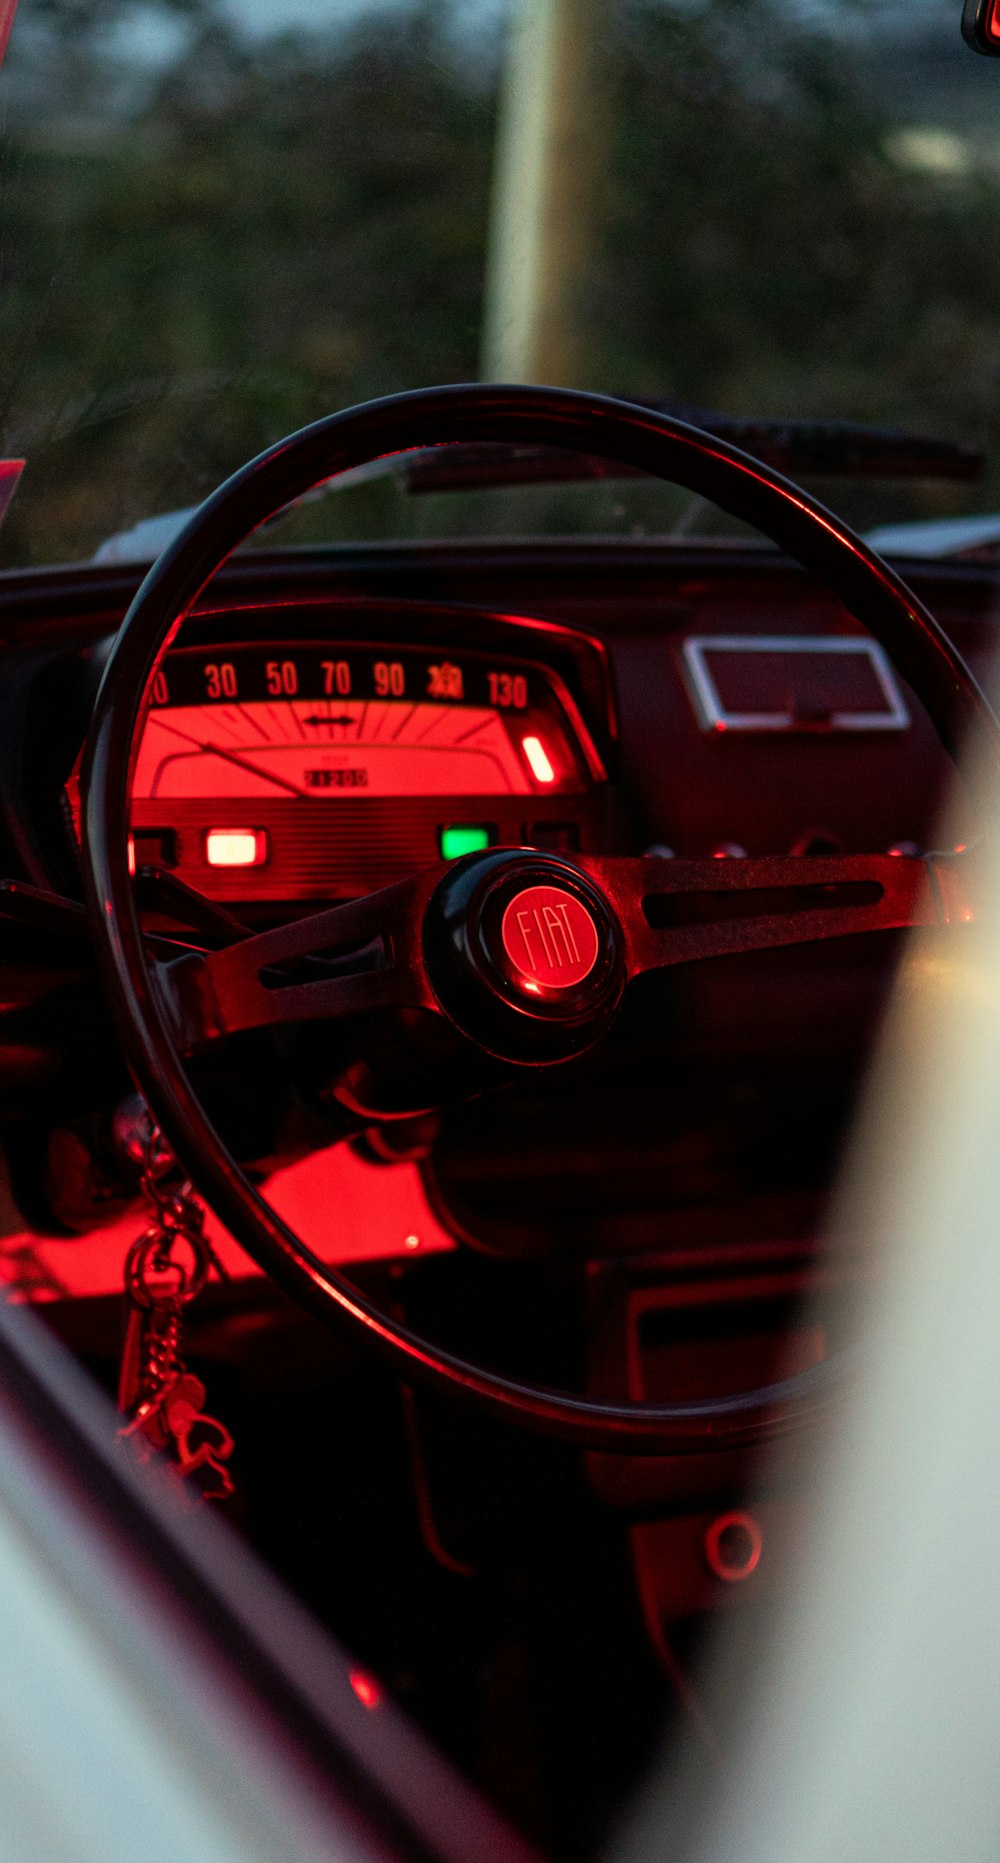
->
65, 626, 612, 905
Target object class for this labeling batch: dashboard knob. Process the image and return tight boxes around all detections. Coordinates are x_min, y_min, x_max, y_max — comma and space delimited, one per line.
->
789, 828, 843, 857
703, 1511, 763, 1583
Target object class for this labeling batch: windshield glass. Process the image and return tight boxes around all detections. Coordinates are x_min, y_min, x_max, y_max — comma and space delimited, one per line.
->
1, 0, 998, 563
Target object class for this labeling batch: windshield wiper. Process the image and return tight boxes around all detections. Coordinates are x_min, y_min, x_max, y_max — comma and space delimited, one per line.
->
638, 400, 983, 480
91, 403, 985, 566
400, 401, 984, 494
391, 400, 983, 499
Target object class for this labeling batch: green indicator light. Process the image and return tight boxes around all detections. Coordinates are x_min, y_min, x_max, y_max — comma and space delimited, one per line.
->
440, 824, 492, 861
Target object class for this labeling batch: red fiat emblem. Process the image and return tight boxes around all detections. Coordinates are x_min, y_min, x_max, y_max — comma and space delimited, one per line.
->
500, 885, 600, 991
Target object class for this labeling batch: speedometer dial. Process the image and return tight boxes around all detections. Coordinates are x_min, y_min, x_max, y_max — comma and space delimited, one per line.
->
126, 641, 604, 903
135, 700, 548, 799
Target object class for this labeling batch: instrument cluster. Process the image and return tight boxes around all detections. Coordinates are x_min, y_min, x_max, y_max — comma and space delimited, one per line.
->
111, 604, 615, 907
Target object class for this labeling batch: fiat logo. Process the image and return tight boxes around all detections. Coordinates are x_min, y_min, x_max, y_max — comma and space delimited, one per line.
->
500, 884, 600, 991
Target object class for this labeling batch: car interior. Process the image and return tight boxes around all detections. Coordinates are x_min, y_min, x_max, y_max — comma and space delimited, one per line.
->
0, 2, 998, 1859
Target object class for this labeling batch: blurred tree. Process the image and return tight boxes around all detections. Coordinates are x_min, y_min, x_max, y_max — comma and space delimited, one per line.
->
599, 0, 1000, 467
0, 0, 497, 558
0, 0, 996, 563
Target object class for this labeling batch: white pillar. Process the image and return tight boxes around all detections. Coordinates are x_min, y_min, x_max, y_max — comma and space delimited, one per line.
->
480, 0, 607, 386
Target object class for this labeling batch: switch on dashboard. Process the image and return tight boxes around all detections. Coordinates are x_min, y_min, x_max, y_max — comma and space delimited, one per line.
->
524, 822, 579, 852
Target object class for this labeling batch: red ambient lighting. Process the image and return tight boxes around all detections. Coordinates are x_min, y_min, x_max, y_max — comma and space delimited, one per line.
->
205, 828, 267, 868
521, 735, 556, 784
348, 1668, 384, 1711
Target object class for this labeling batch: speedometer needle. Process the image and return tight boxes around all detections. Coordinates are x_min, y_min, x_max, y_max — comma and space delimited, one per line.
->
149, 717, 307, 796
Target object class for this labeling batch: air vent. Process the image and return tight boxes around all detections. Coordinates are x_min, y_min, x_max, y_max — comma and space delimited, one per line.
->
681, 635, 909, 733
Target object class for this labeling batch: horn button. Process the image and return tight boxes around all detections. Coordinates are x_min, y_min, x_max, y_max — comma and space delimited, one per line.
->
425, 851, 625, 1064
499, 885, 600, 994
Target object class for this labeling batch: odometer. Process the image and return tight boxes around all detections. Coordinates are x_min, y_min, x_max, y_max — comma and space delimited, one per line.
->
126, 641, 603, 903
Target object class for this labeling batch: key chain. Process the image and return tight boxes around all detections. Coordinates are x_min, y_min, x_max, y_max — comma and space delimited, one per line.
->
116, 1110, 234, 1503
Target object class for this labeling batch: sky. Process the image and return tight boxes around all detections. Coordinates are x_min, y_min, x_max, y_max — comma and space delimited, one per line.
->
221, 0, 504, 34
104, 0, 505, 65
225, 0, 394, 26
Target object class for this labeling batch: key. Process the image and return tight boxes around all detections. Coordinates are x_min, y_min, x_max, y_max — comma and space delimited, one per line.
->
161, 1375, 235, 1501
116, 1163, 234, 1503
118, 1289, 183, 1444
117, 1298, 146, 1418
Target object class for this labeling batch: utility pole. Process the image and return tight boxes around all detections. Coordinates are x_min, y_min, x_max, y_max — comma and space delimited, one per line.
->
480, 0, 608, 385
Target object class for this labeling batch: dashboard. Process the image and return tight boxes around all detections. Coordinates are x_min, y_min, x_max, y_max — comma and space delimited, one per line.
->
37, 549, 971, 924
0, 534, 990, 1282
0, 532, 989, 1735
59, 597, 618, 912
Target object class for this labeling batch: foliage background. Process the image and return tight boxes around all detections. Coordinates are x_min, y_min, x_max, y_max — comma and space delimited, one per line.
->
0, 0, 998, 561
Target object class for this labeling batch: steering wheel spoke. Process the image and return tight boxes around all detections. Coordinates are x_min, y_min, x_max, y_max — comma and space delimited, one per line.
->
584, 851, 957, 978
155, 871, 439, 1051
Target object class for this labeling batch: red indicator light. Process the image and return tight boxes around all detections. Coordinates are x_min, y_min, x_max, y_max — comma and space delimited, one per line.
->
127, 835, 137, 878
522, 735, 555, 784
205, 828, 267, 868
349, 1668, 384, 1710
703, 1511, 763, 1583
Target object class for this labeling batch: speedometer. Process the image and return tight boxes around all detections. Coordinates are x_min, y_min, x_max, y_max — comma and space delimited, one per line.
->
126, 641, 606, 903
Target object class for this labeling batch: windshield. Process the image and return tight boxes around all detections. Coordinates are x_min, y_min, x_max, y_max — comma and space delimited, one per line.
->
1, 0, 998, 563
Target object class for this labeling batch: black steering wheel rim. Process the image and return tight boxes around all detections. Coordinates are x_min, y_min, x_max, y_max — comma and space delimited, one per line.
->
80, 382, 998, 1453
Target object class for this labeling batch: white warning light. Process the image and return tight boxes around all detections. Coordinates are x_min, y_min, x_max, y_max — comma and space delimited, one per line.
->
205, 828, 267, 868
521, 735, 556, 784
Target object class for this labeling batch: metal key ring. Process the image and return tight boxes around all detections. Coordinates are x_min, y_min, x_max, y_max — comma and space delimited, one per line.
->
125, 1225, 211, 1310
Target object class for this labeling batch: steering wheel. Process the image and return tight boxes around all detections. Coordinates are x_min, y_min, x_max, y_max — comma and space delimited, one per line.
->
79, 383, 997, 1454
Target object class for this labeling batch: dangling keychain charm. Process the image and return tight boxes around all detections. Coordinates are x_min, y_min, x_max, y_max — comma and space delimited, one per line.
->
116, 1111, 234, 1503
